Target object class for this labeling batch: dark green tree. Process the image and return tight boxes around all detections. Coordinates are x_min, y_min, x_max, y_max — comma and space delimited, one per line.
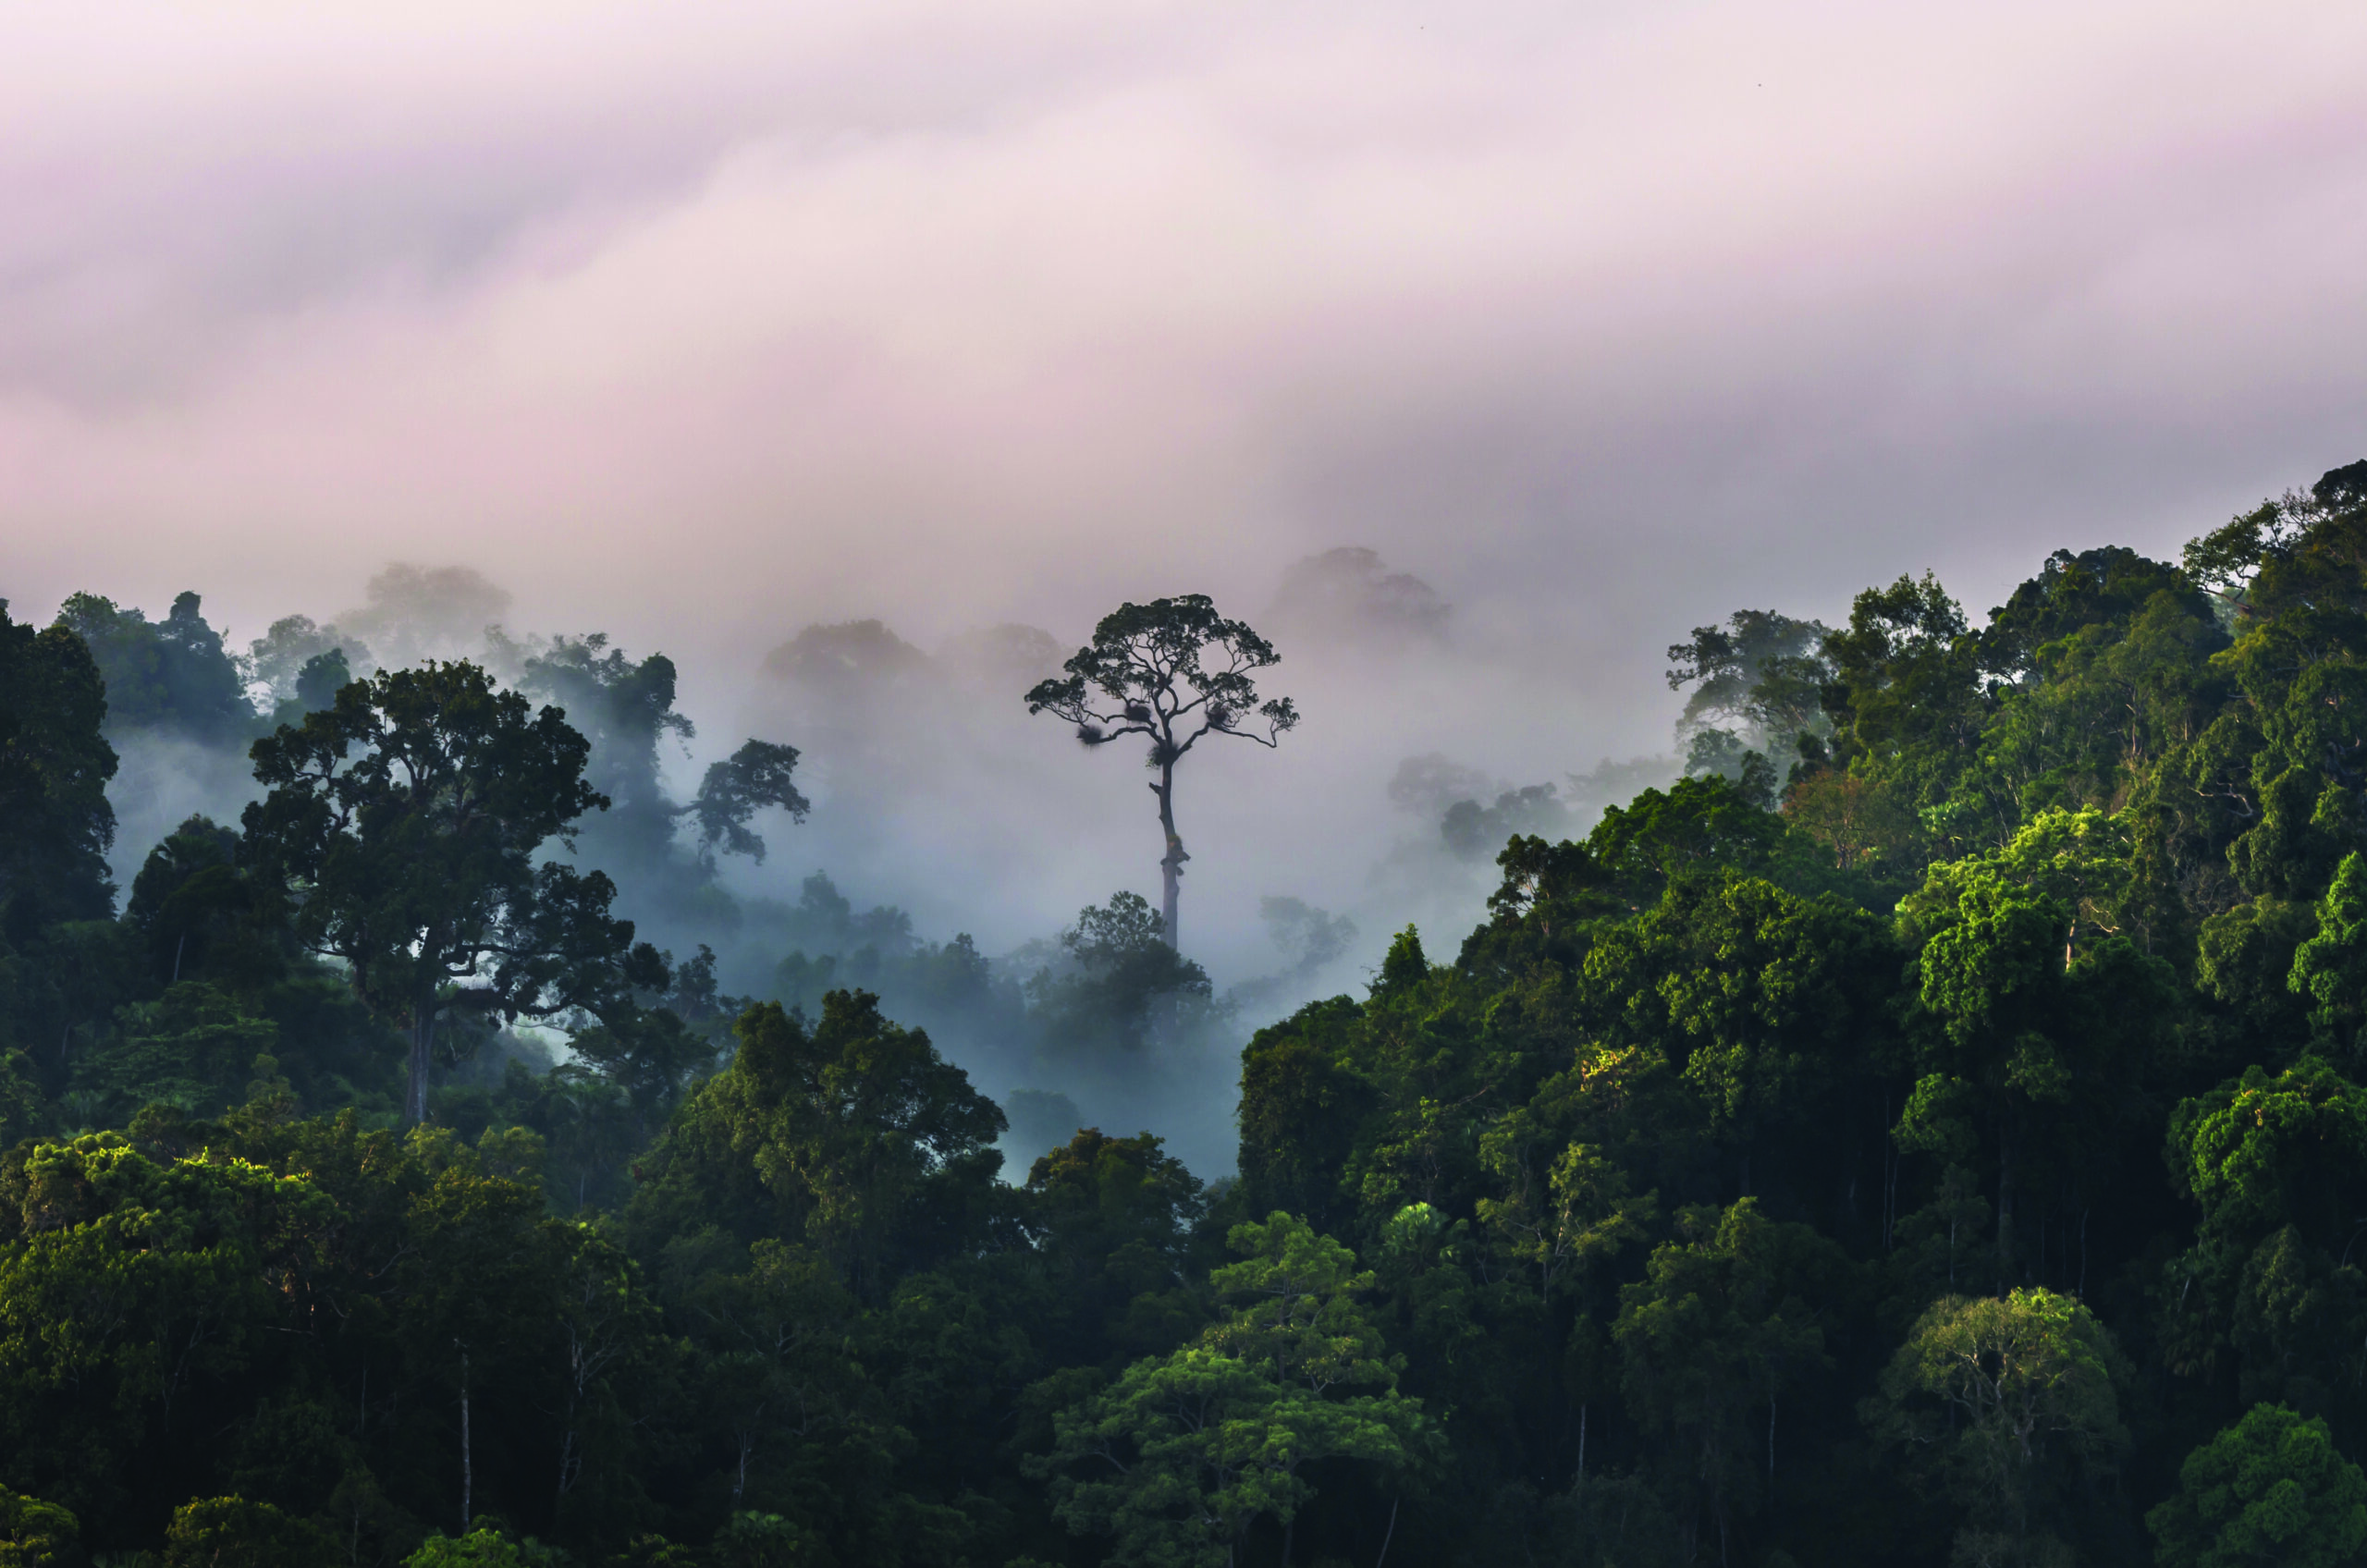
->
0, 1481, 78, 1566
162, 1495, 337, 1567
1665, 608, 1832, 778
627, 993, 1007, 1300
2147, 1403, 2367, 1568
1863, 1287, 2130, 1567
1023, 1129, 1208, 1363
241, 661, 658, 1121
2289, 851, 2367, 1066
1032, 1214, 1434, 1568
668, 1236, 866, 1513
0, 601, 117, 933
1899, 840, 2177, 1270
122, 815, 285, 991
245, 614, 374, 712
56, 591, 255, 747
1027, 891, 1216, 1064
518, 634, 810, 887
2160, 1058, 2367, 1420
1614, 1199, 1850, 1561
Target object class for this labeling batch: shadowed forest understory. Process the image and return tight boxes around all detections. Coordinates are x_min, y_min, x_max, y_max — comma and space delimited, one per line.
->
11, 467, 2367, 1564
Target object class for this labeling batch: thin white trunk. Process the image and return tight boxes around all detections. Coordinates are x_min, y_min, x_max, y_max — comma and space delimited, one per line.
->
459, 1348, 472, 1534
409, 1004, 437, 1125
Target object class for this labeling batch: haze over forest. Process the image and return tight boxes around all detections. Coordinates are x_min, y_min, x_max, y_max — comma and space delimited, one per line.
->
11, 5, 2367, 1567
44, 545, 1632, 1173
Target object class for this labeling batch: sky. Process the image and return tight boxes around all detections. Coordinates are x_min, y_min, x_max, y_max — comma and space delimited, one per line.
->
8, 1, 2367, 986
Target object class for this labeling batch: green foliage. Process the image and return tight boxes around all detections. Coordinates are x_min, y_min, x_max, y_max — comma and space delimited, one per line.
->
0, 1483, 78, 1567
1035, 1346, 1429, 1568
243, 659, 651, 1121
686, 743, 810, 868
0, 599, 118, 934
2290, 851, 2367, 1063
1665, 608, 1832, 762
403, 1526, 572, 1566
1477, 1137, 1653, 1300
55, 592, 254, 749
707, 1511, 825, 1568
2196, 897, 2316, 1063
2160, 1059, 2367, 1412
628, 994, 1006, 1298
123, 815, 279, 992
1233, 998, 1371, 1231
1820, 570, 1983, 807
1899, 832, 2177, 1275
1032, 1218, 1433, 1567
1024, 596, 1298, 755
2147, 1403, 2367, 1568
1983, 545, 2217, 684
1865, 1288, 2130, 1565
1614, 1200, 1851, 1547
1024, 1129, 1206, 1361
1585, 774, 1794, 905
1026, 891, 1217, 1065
162, 1496, 337, 1567
1204, 1212, 1395, 1394
38, 467, 2367, 1566
77, 982, 276, 1120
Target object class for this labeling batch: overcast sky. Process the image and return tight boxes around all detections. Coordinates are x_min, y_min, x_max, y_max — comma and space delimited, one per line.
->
6, 1, 2367, 755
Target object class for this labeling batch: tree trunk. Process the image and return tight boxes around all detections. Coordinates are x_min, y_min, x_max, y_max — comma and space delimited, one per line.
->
555, 1429, 577, 1518
409, 1001, 437, 1125
1996, 1122, 2016, 1266
1375, 1495, 1399, 1568
1153, 762, 1187, 948
459, 1347, 472, 1534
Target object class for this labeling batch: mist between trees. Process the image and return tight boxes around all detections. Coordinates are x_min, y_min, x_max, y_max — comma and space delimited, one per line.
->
14, 473, 2367, 1563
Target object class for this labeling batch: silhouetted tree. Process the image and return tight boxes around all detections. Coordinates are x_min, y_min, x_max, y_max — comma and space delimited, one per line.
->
1025, 596, 1297, 945
0, 602, 117, 932
521, 634, 810, 885
242, 661, 660, 1121
55, 590, 255, 747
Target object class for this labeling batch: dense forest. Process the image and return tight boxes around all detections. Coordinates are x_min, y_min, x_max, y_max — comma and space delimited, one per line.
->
11, 464, 2367, 1566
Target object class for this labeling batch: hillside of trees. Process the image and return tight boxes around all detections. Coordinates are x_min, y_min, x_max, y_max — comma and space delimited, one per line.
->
11, 465, 2367, 1564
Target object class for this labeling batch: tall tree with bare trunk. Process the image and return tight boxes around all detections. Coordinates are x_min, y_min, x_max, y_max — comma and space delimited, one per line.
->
1025, 595, 1297, 947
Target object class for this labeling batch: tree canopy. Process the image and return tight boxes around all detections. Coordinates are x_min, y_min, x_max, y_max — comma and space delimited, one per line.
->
19, 464, 2367, 1562
242, 661, 654, 1121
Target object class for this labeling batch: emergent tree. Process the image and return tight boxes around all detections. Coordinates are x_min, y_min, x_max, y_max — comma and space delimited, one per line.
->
242, 661, 660, 1122
1024, 596, 1297, 946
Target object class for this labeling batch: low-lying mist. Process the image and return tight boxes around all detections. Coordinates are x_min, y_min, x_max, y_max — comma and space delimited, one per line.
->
67, 545, 1685, 1177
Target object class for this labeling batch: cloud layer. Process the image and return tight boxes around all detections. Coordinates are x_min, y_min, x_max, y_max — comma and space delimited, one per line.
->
8, 0, 2367, 790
